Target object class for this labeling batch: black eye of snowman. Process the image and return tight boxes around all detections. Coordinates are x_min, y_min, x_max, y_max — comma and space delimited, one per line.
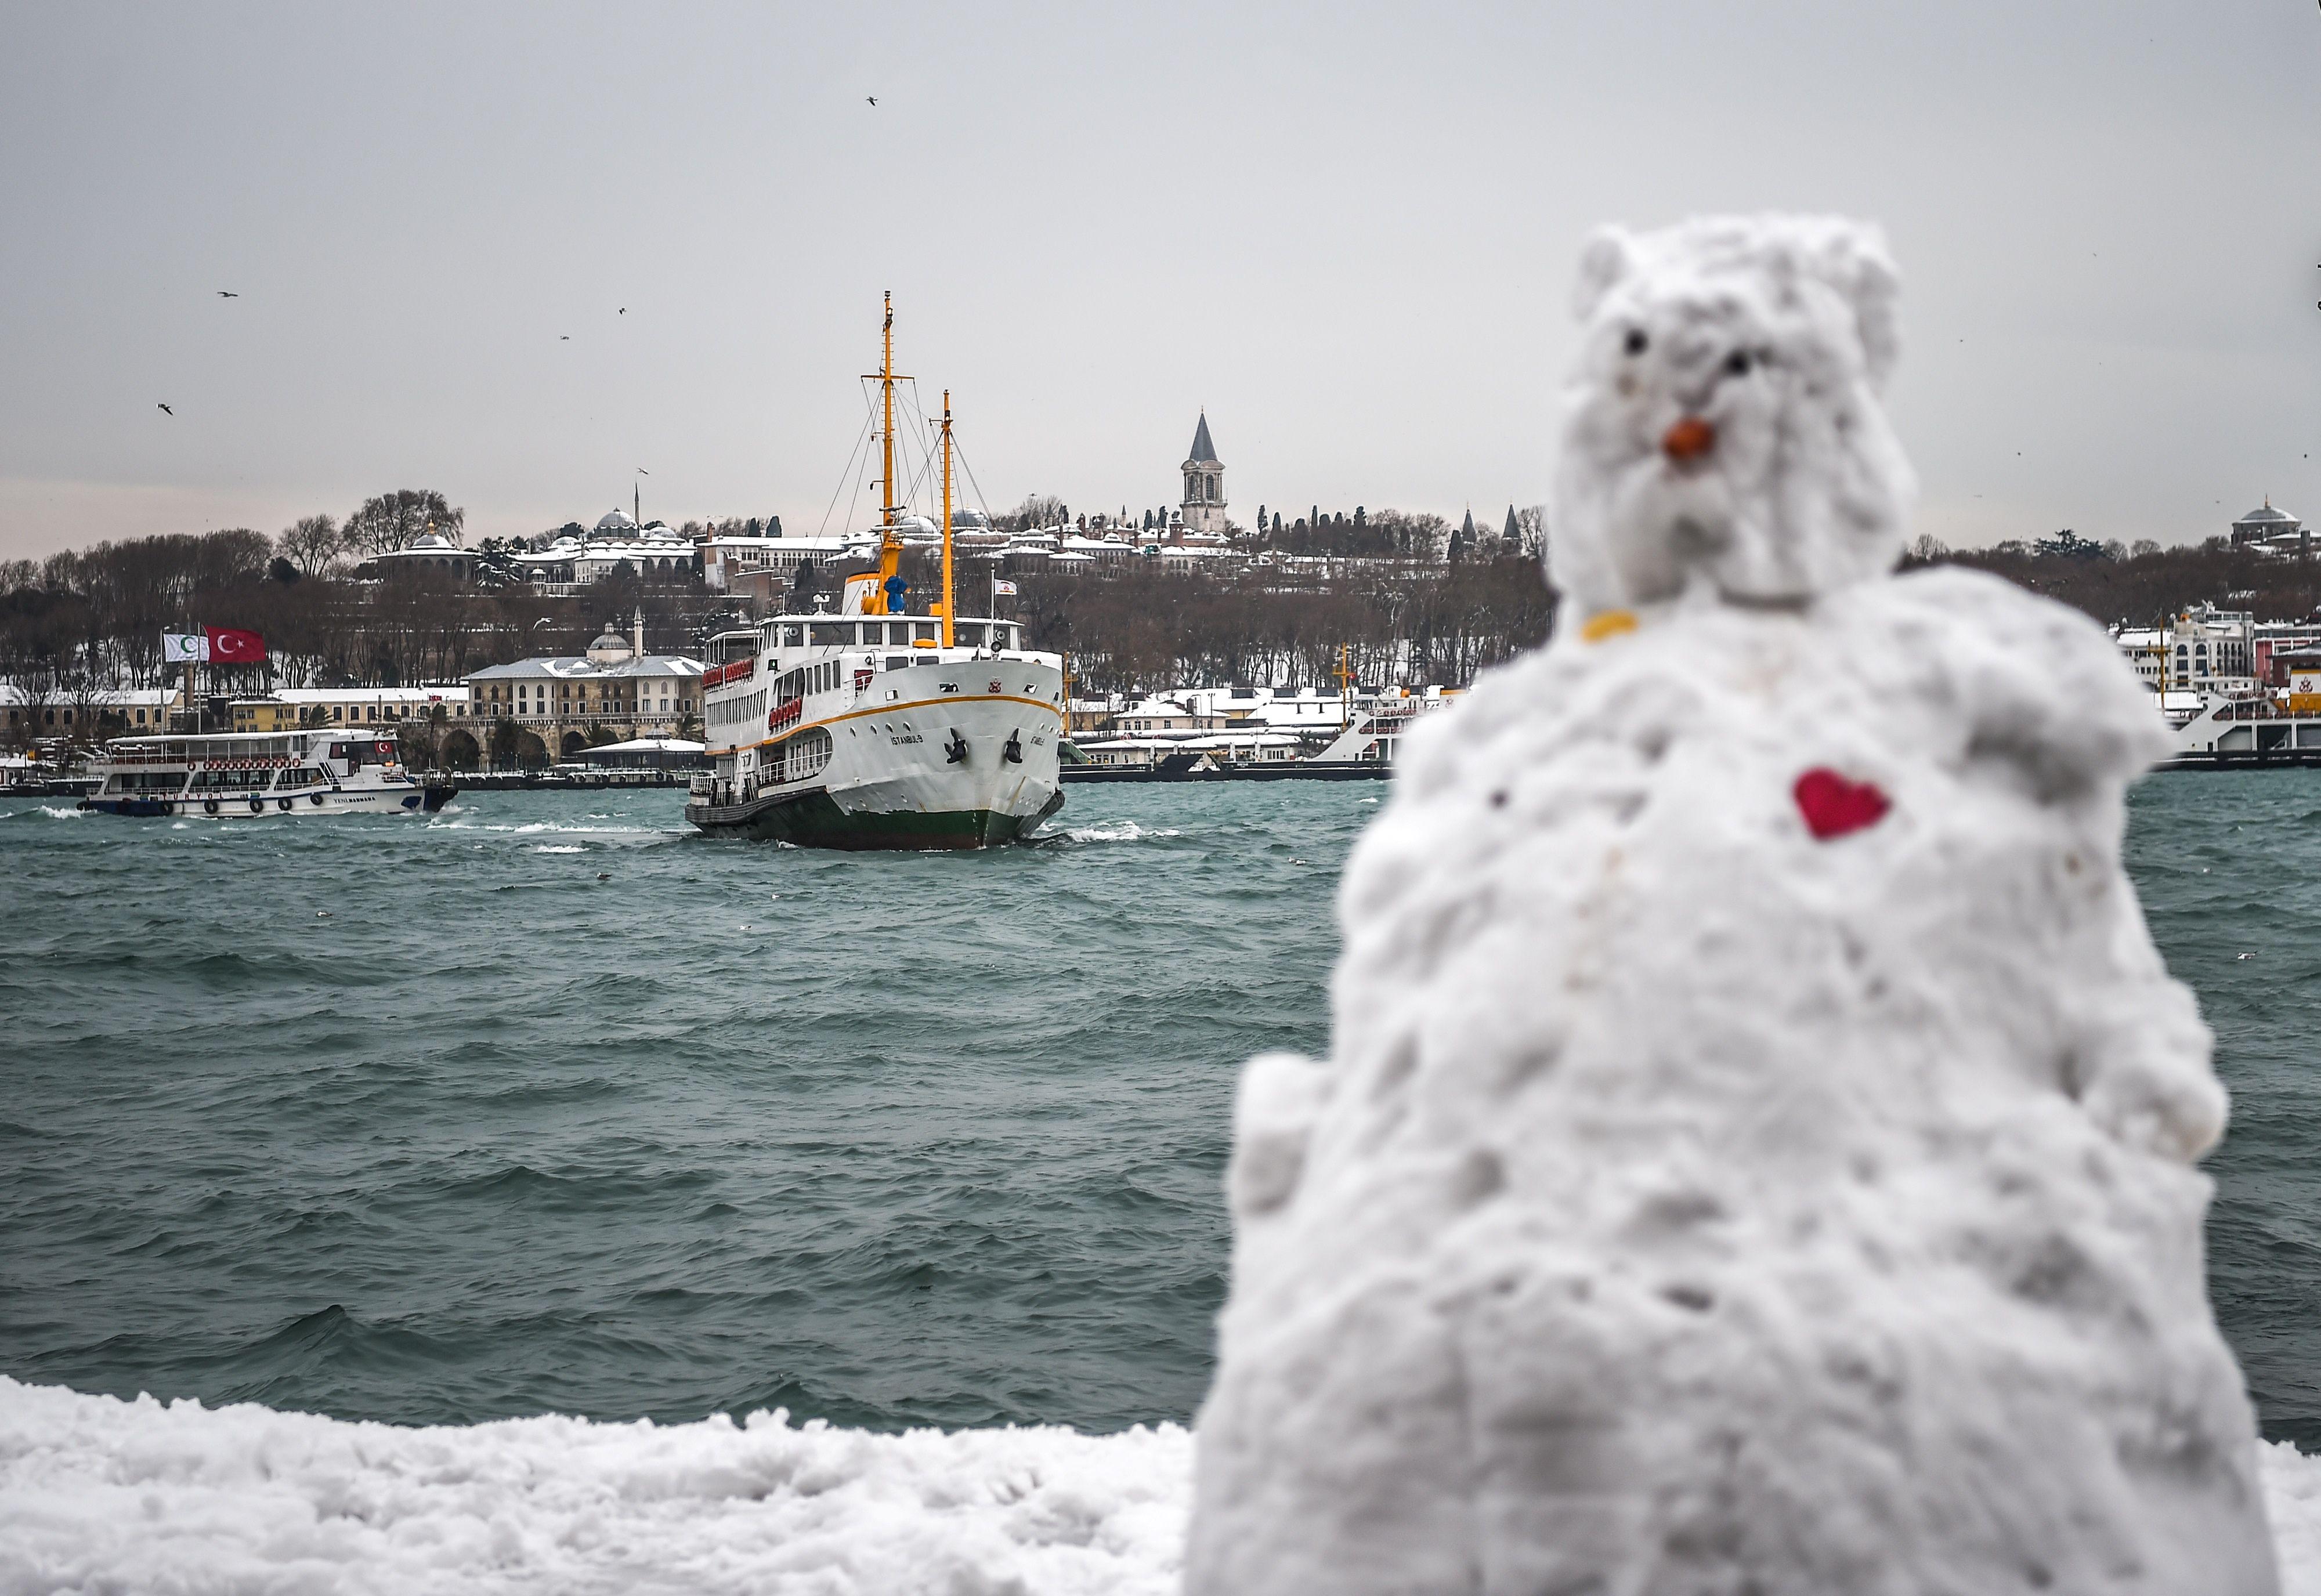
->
1723, 350, 1752, 377
1623, 328, 1648, 356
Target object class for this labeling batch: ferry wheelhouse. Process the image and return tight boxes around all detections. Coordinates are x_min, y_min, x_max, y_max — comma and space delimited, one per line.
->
79, 730, 455, 817
687, 296, 1064, 849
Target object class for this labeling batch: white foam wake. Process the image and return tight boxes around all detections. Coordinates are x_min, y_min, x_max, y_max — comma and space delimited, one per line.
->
1055, 820, 1180, 845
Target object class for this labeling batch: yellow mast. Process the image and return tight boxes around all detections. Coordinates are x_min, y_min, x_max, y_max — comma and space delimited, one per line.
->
862, 291, 910, 614
1338, 643, 1353, 732
939, 388, 956, 647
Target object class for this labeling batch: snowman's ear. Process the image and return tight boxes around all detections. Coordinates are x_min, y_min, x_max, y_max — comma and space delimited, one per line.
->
1572, 226, 1637, 322
1806, 222, 1900, 390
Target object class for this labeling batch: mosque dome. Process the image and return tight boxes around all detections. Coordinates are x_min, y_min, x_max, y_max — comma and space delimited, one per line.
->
595, 510, 638, 533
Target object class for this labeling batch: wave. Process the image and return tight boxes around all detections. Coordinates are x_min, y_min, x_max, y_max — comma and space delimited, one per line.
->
1051, 820, 1183, 845
533, 844, 585, 853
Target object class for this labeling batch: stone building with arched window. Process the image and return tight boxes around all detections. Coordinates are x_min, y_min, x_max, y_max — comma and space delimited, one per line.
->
1179, 413, 1228, 539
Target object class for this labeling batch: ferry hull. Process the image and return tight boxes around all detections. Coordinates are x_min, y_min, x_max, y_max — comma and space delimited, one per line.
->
687, 786, 1062, 849
689, 675, 1065, 851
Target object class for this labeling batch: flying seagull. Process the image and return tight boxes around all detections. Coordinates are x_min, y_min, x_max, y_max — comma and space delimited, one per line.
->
638, 467, 649, 475
619, 307, 627, 315
157, 403, 173, 415
216, 290, 238, 298
560, 335, 570, 341
867, 96, 877, 106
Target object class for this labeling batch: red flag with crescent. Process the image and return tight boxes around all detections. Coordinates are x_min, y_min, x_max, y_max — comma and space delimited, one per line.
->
205, 626, 267, 663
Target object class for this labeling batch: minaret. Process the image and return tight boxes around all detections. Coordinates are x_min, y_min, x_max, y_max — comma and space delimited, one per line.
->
632, 606, 645, 657
1180, 412, 1226, 538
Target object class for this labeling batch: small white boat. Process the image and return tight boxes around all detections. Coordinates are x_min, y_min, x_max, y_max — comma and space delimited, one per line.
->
79, 730, 455, 817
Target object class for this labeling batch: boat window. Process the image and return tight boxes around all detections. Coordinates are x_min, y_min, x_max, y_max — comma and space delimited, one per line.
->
809, 622, 851, 646
782, 625, 804, 647
956, 623, 986, 647
913, 623, 937, 643
886, 656, 912, 672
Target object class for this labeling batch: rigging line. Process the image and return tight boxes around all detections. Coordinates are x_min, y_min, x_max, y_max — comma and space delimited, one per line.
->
815, 399, 879, 541
895, 381, 941, 511
950, 435, 1003, 526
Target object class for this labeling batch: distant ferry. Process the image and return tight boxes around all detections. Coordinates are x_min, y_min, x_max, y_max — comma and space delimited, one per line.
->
688, 295, 1064, 849
79, 730, 455, 817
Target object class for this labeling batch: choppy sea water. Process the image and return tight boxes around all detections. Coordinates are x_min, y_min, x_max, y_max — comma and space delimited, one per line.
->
2, 775, 2318, 1446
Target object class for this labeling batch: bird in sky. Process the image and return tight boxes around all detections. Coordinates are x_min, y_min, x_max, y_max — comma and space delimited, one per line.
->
867, 96, 877, 106
216, 290, 237, 298
619, 307, 627, 315
638, 467, 650, 475
157, 403, 173, 416
560, 335, 570, 341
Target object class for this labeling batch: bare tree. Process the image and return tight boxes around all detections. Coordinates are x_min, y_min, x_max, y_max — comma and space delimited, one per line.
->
278, 513, 344, 578
1515, 505, 1548, 560
344, 490, 465, 557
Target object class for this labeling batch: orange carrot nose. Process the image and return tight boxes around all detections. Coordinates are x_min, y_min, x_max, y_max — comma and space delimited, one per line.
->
1662, 416, 1716, 462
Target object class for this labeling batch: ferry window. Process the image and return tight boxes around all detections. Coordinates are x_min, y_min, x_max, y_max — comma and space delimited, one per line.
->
810, 622, 850, 646
957, 624, 986, 647
887, 656, 912, 672
914, 623, 937, 643
782, 625, 804, 647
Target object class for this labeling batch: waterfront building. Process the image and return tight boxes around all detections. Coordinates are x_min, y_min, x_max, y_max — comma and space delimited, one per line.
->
2, 685, 182, 735
2230, 498, 2304, 553
367, 529, 475, 580
2164, 603, 2255, 693
366, 511, 701, 588
464, 609, 706, 761
229, 686, 471, 732
1180, 414, 1228, 539
701, 533, 866, 595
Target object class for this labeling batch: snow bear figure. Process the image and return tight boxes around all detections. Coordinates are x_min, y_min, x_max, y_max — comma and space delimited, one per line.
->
1550, 215, 1913, 618
1187, 218, 2278, 1596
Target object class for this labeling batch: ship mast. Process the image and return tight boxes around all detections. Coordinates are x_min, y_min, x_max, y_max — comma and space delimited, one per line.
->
880, 293, 897, 528
939, 389, 955, 647
863, 291, 910, 615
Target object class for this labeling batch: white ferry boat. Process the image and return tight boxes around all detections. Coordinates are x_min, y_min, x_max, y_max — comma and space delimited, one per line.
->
78, 730, 455, 817
686, 298, 1064, 849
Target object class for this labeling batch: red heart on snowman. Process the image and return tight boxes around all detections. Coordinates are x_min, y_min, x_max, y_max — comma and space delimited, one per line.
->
1793, 768, 1889, 841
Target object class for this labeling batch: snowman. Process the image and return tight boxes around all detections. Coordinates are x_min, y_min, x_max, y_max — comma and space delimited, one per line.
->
1187, 216, 2277, 1595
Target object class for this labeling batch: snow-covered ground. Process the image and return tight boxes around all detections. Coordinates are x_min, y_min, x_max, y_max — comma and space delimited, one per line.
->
2, 1377, 2318, 1594
0, 1377, 1187, 1595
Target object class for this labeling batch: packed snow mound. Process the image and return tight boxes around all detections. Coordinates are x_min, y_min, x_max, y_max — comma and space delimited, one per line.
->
0, 1376, 1190, 1596
1551, 213, 1915, 617
1188, 568, 2275, 1593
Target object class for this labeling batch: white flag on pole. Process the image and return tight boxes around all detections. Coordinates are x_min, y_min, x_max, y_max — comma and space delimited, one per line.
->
992, 578, 1018, 596
162, 632, 208, 663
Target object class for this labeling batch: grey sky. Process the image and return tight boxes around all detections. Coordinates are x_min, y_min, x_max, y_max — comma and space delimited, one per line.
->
2, 2, 2315, 563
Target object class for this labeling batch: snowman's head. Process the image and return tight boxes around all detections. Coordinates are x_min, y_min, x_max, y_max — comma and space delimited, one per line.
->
1549, 215, 1914, 617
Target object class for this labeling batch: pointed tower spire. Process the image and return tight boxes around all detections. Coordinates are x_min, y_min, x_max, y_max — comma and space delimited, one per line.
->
1188, 411, 1220, 464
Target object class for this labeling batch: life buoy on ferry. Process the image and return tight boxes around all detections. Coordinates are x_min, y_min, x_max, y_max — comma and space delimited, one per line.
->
278, 797, 293, 811
248, 796, 264, 813
203, 798, 219, 814
310, 792, 324, 805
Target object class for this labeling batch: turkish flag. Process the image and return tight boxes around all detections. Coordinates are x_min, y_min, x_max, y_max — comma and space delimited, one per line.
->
205, 626, 267, 663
